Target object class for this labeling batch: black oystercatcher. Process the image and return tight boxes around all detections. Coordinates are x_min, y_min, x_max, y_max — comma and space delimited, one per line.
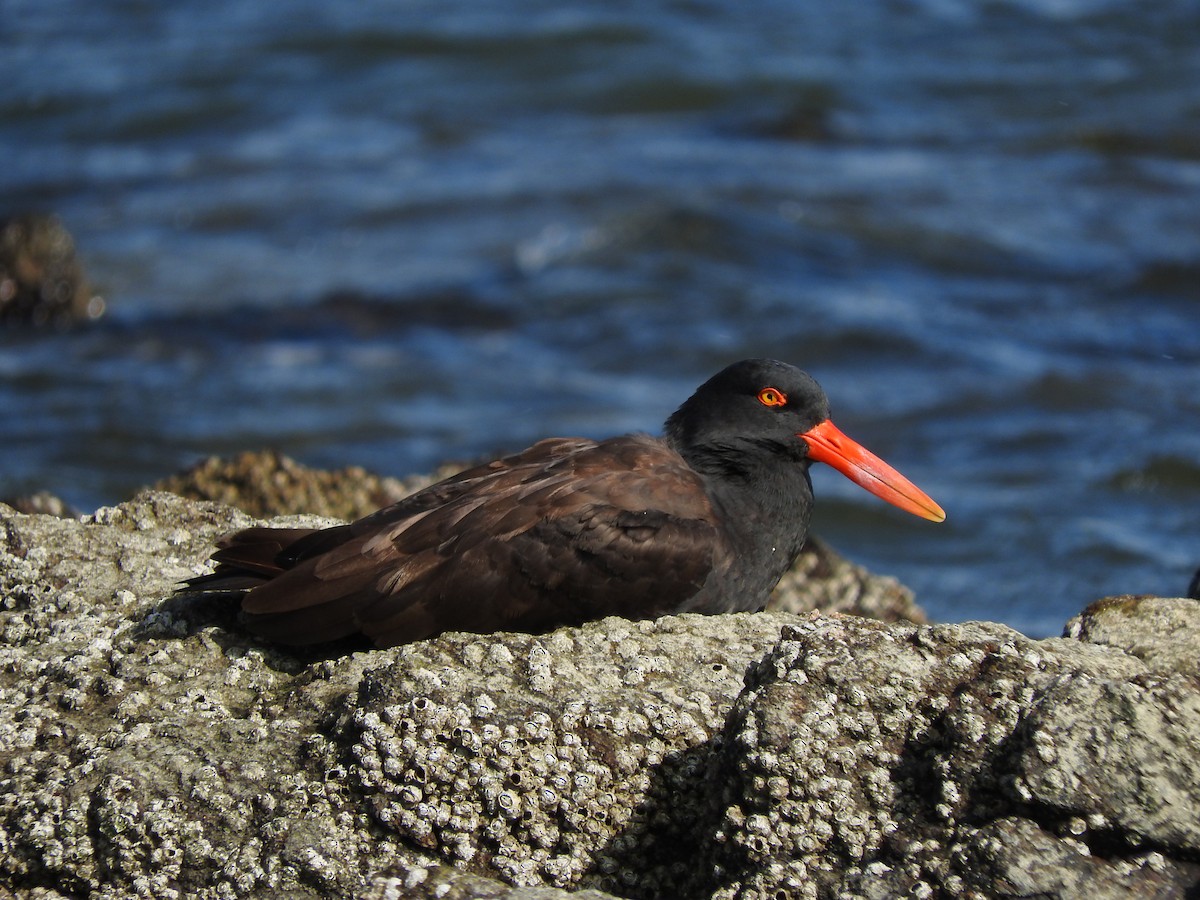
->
184, 359, 944, 647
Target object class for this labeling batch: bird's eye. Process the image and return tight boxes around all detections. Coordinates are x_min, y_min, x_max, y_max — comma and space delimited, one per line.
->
757, 387, 788, 407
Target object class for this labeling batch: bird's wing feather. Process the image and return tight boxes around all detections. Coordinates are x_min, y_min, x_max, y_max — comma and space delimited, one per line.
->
233, 435, 722, 646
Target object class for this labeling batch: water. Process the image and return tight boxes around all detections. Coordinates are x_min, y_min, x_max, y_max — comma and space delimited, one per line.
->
3, 0, 1199, 637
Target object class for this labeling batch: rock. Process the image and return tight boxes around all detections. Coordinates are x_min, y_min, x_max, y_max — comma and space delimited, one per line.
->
152, 449, 463, 522
364, 865, 621, 899
0, 213, 104, 327
0, 491, 80, 518
1, 492, 1198, 899
1065, 594, 1200, 677
338, 611, 783, 895
700, 611, 1200, 899
769, 534, 924, 624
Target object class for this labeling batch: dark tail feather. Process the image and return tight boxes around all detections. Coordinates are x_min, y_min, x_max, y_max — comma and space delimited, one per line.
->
178, 527, 319, 593
178, 570, 270, 593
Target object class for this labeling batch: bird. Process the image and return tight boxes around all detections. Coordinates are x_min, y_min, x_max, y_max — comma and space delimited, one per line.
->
182, 359, 944, 648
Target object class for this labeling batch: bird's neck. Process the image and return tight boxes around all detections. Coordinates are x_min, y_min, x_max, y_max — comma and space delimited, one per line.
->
680, 439, 816, 604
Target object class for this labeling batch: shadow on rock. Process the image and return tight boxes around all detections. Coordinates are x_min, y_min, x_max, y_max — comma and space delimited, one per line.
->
579, 732, 732, 898
141, 586, 373, 672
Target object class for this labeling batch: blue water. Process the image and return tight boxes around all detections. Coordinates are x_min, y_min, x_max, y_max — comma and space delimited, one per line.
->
3, 0, 1199, 636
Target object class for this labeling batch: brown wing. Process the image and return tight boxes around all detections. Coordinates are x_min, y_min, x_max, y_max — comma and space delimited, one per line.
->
186, 437, 595, 592
221, 435, 722, 647
269, 437, 599, 566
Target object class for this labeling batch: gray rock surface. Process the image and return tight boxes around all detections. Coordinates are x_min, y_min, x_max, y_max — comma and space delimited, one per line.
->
702, 612, 1200, 899
1, 492, 1198, 899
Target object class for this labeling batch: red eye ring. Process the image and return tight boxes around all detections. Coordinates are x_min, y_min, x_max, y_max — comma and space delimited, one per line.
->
757, 387, 787, 407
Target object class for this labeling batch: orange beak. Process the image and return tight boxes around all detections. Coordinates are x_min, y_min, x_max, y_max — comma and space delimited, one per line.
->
799, 419, 946, 522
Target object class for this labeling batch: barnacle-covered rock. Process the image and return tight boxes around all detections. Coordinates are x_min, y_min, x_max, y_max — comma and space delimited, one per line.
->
701, 607, 1200, 899
363, 864, 622, 899
768, 535, 923, 623
2, 491, 1200, 899
337, 614, 781, 895
0, 492, 783, 898
153, 450, 468, 522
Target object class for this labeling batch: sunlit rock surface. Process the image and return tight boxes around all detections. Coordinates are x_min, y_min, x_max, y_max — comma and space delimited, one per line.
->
1, 491, 1198, 898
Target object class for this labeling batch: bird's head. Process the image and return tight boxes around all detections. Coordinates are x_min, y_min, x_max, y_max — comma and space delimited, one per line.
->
665, 358, 945, 522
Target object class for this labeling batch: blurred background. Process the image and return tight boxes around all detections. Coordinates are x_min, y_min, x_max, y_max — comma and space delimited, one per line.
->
2, 0, 1198, 635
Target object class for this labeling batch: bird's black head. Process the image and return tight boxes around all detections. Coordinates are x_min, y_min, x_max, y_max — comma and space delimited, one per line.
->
664, 359, 831, 469
665, 358, 946, 522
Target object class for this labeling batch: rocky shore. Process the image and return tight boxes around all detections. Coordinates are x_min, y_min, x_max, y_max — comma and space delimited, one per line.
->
2, 463, 1199, 899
